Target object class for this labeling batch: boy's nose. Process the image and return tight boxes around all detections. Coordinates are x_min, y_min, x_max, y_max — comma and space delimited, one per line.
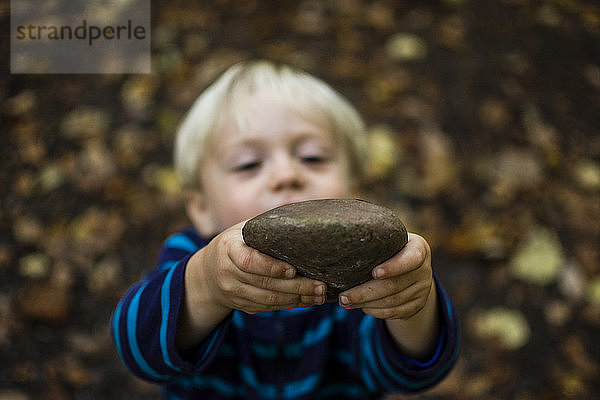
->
269, 155, 305, 192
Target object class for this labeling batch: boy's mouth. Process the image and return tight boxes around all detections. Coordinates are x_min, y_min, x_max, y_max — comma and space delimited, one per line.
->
275, 196, 322, 207
272, 196, 328, 210
274, 199, 301, 208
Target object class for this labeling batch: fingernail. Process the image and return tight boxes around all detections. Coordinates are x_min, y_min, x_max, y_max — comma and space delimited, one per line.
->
285, 268, 295, 278
373, 268, 384, 279
314, 285, 325, 295
314, 296, 324, 305
340, 295, 350, 306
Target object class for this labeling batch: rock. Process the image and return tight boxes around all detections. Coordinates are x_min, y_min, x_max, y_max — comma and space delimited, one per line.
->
242, 199, 408, 301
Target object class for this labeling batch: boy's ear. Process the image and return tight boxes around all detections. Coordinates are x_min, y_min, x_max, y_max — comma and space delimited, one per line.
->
184, 190, 217, 238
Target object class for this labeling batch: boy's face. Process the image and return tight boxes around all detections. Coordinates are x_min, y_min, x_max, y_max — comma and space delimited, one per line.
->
188, 91, 354, 237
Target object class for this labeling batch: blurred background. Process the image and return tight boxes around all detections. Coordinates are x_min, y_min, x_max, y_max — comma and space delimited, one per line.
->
1, 0, 600, 399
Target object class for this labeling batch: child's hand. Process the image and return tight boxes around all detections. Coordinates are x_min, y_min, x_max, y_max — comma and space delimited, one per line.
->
191, 221, 327, 315
338, 233, 433, 320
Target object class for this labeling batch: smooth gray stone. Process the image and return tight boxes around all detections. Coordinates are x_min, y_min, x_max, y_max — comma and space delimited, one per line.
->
242, 199, 408, 302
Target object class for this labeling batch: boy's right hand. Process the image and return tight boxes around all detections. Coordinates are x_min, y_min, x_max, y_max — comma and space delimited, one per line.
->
189, 221, 327, 316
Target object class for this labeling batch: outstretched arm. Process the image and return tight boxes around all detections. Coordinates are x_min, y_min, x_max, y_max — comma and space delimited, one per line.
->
176, 221, 326, 351
339, 233, 440, 359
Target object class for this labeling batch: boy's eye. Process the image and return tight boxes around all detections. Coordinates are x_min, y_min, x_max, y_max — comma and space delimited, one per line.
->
233, 161, 261, 172
297, 141, 332, 166
301, 155, 326, 164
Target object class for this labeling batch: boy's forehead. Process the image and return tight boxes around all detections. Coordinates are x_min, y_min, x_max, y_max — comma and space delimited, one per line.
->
213, 118, 337, 151
214, 96, 335, 144
230, 86, 329, 122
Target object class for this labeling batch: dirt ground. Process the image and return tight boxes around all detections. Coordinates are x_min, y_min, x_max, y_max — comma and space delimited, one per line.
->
1, 1, 600, 399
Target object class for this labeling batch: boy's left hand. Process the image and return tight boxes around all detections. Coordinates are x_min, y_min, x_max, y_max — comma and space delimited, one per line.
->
338, 233, 433, 320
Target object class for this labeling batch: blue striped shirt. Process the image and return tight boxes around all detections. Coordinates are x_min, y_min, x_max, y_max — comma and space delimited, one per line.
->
112, 227, 459, 399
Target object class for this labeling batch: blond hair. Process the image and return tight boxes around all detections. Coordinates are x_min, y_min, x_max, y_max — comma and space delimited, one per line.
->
174, 60, 367, 189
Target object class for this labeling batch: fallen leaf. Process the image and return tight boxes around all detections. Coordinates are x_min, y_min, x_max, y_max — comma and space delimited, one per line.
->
510, 227, 565, 286
385, 33, 427, 61
365, 125, 399, 180
587, 277, 600, 306
474, 307, 531, 350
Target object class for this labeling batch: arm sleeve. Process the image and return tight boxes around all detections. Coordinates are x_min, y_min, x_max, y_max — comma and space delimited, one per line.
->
110, 232, 231, 382
355, 275, 460, 393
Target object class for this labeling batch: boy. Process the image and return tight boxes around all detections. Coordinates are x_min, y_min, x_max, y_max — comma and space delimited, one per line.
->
112, 60, 459, 399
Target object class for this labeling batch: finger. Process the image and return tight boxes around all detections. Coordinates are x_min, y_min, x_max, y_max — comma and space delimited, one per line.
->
243, 302, 317, 314
230, 282, 325, 308
229, 240, 296, 279
339, 275, 417, 307
362, 297, 426, 320
230, 297, 314, 314
230, 293, 322, 314
348, 280, 431, 309
372, 233, 430, 280
238, 272, 326, 297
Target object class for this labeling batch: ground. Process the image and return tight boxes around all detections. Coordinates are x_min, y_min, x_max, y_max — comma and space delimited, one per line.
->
1, 0, 600, 399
